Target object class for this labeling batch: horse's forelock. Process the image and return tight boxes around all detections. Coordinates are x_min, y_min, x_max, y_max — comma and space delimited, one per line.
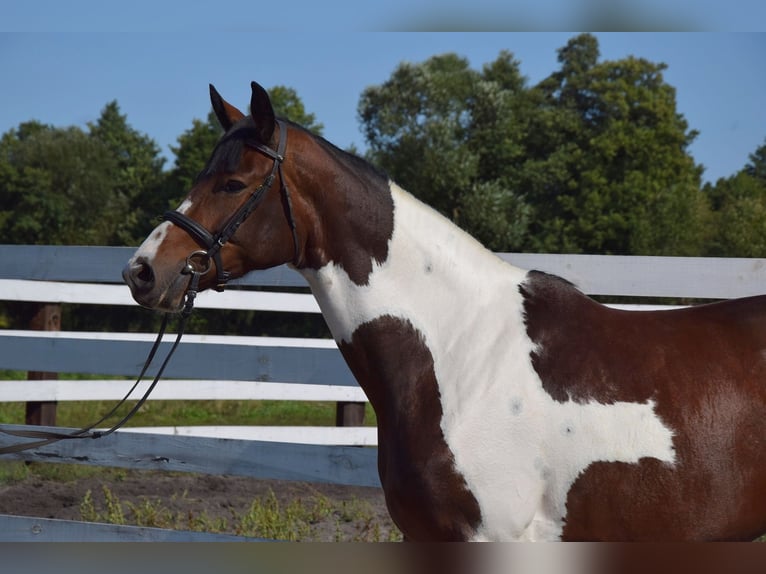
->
194, 119, 267, 183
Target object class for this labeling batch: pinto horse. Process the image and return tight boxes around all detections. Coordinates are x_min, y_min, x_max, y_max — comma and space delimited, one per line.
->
124, 82, 766, 541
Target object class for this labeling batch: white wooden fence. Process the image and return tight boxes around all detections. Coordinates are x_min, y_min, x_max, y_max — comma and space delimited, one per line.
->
1, 245, 765, 540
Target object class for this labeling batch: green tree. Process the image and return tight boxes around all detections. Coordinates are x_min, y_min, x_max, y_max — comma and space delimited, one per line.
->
359, 53, 479, 218
0, 122, 125, 245
88, 101, 165, 244
359, 35, 711, 256
359, 52, 532, 250
161, 111, 224, 211
744, 139, 766, 183
269, 86, 324, 135
521, 33, 709, 255
705, 138, 766, 257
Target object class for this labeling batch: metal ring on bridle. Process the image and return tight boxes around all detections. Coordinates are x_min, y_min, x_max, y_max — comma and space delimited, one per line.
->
183, 250, 213, 275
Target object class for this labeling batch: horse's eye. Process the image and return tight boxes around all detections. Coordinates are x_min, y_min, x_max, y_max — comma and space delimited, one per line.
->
221, 179, 247, 194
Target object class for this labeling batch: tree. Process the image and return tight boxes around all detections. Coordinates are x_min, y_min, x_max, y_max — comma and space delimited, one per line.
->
744, 139, 766, 183
269, 86, 324, 135
160, 111, 224, 213
705, 138, 766, 257
359, 35, 711, 257
359, 52, 532, 250
460, 51, 534, 250
521, 33, 709, 255
359, 54, 479, 218
0, 122, 124, 245
88, 101, 165, 244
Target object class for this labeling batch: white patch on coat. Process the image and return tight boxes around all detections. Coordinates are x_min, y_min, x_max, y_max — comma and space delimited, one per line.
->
130, 198, 194, 265
301, 183, 676, 541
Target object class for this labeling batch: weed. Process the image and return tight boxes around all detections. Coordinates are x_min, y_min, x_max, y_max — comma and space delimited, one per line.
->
101, 485, 126, 524
74, 484, 400, 541
79, 490, 98, 522
0, 461, 29, 485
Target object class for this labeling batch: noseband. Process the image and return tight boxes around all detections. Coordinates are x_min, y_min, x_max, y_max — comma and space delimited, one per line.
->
163, 119, 299, 295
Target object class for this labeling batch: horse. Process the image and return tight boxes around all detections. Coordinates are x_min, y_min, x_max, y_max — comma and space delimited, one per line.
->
123, 81, 766, 541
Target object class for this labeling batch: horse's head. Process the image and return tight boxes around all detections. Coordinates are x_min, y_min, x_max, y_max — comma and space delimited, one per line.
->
123, 82, 304, 312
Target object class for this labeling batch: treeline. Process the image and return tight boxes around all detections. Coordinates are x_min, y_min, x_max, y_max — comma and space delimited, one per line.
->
0, 86, 322, 249
0, 34, 764, 335
1, 34, 764, 259
360, 33, 766, 258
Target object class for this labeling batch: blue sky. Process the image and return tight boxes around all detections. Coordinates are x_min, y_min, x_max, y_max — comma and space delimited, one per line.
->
0, 32, 764, 184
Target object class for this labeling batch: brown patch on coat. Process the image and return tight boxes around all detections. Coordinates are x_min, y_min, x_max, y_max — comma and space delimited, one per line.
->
286, 127, 395, 286
337, 315, 482, 541
521, 270, 766, 540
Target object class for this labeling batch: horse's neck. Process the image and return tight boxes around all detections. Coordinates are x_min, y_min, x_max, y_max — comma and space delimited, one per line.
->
301, 182, 527, 346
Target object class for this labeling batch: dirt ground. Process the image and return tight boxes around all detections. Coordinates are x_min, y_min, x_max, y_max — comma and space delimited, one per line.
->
0, 468, 399, 541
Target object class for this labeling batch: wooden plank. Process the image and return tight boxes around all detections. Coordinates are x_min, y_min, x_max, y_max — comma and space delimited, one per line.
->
0, 278, 691, 311
0, 279, 320, 312
120, 426, 378, 446
501, 253, 766, 299
0, 514, 260, 542
0, 425, 381, 487
0, 244, 308, 287
0, 331, 356, 385
3, 245, 766, 298
0, 379, 368, 402
0, 245, 130, 283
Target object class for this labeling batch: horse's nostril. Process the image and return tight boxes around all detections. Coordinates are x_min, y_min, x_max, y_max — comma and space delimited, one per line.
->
124, 257, 155, 289
136, 260, 154, 284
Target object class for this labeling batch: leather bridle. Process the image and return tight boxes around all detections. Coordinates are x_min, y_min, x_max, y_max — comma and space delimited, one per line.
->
0, 119, 298, 455
163, 118, 299, 293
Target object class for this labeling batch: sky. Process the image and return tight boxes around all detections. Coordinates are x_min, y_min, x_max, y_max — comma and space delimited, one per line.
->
0, 31, 764, 184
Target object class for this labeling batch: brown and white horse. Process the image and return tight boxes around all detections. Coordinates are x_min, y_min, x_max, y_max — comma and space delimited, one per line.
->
124, 82, 766, 541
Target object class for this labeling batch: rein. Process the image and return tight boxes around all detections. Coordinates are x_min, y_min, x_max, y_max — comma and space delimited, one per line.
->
0, 283, 200, 454
0, 122, 293, 455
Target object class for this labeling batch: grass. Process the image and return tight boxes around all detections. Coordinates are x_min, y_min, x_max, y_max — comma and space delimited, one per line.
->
0, 366, 377, 424
76, 484, 401, 542
0, 367, 377, 428
0, 396, 377, 429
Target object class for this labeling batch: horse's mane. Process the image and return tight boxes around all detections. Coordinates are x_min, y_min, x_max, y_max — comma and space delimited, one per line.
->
195, 116, 389, 190
282, 118, 390, 187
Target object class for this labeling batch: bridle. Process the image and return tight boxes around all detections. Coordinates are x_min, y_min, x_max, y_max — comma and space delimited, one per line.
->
0, 119, 298, 455
163, 118, 299, 295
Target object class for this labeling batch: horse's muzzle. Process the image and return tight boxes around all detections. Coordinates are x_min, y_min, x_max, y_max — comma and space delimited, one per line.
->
123, 257, 186, 312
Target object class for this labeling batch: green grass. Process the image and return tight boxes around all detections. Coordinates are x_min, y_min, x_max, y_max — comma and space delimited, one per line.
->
0, 398, 377, 428
77, 484, 401, 541
0, 368, 377, 428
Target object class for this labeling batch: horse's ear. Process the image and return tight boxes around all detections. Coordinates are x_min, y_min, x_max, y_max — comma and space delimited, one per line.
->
209, 84, 245, 131
250, 81, 276, 144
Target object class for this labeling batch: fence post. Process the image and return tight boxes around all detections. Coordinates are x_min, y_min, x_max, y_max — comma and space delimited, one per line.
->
335, 402, 365, 427
25, 303, 61, 427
